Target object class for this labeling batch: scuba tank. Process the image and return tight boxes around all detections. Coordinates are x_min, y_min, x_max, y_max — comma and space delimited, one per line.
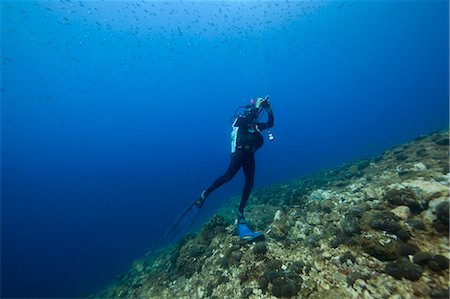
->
231, 97, 275, 142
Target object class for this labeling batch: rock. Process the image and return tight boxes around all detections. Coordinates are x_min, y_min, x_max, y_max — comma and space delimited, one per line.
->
391, 206, 411, 220
384, 189, 426, 214
261, 260, 302, 298
329, 232, 353, 248
341, 215, 361, 236
385, 260, 423, 281
346, 271, 364, 285
395, 153, 408, 161
402, 179, 448, 198
412, 162, 427, 171
432, 221, 449, 234
385, 188, 417, 206
290, 261, 304, 274
241, 288, 253, 298
305, 235, 320, 248
96, 131, 450, 299
230, 251, 243, 264
367, 211, 402, 233
413, 252, 433, 265
198, 215, 228, 246
347, 207, 365, 218
266, 259, 283, 272
435, 136, 449, 145
395, 229, 411, 241
252, 242, 268, 256
406, 219, 426, 230
359, 237, 401, 261
400, 243, 420, 256
308, 189, 334, 201
306, 212, 322, 225
428, 255, 449, 272
271, 272, 302, 298
274, 210, 282, 221
205, 283, 214, 297
435, 201, 449, 224
322, 223, 341, 239
415, 148, 427, 156
430, 287, 449, 298
327, 211, 341, 222
424, 197, 449, 224
320, 200, 335, 213
271, 220, 289, 241
339, 251, 356, 264
258, 277, 269, 292
322, 251, 332, 259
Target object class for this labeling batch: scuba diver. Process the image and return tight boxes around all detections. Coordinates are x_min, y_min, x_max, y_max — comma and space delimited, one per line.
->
165, 96, 274, 242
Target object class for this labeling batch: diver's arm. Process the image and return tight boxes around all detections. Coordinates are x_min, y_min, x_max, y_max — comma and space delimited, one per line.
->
257, 107, 274, 130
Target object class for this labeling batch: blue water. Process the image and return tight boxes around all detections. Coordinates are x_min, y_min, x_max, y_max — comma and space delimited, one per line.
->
1, 1, 448, 297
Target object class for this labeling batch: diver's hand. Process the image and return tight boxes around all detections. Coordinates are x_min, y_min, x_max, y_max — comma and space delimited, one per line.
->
256, 98, 264, 108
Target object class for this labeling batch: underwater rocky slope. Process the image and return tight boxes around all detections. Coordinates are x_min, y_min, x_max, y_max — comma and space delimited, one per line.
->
96, 130, 449, 299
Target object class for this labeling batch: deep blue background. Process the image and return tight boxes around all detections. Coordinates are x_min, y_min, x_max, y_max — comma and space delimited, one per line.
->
1, 1, 448, 298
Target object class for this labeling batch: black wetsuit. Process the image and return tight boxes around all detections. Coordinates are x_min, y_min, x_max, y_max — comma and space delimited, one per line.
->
204, 106, 274, 213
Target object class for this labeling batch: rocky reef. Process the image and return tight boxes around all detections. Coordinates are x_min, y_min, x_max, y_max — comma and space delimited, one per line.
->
95, 130, 449, 299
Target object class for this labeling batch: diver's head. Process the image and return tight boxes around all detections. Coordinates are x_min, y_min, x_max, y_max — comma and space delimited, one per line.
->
244, 104, 258, 118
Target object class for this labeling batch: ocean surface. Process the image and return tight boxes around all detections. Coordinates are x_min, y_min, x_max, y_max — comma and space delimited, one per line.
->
1, 1, 448, 298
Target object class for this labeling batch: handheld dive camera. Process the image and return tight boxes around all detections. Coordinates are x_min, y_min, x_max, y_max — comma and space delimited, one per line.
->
260, 95, 270, 108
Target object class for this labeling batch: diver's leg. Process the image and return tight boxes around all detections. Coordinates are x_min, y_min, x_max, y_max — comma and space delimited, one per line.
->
238, 151, 255, 215
203, 152, 243, 198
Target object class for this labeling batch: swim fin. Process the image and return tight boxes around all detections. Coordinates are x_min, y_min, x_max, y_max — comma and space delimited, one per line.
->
164, 199, 202, 243
238, 223, 263, 241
